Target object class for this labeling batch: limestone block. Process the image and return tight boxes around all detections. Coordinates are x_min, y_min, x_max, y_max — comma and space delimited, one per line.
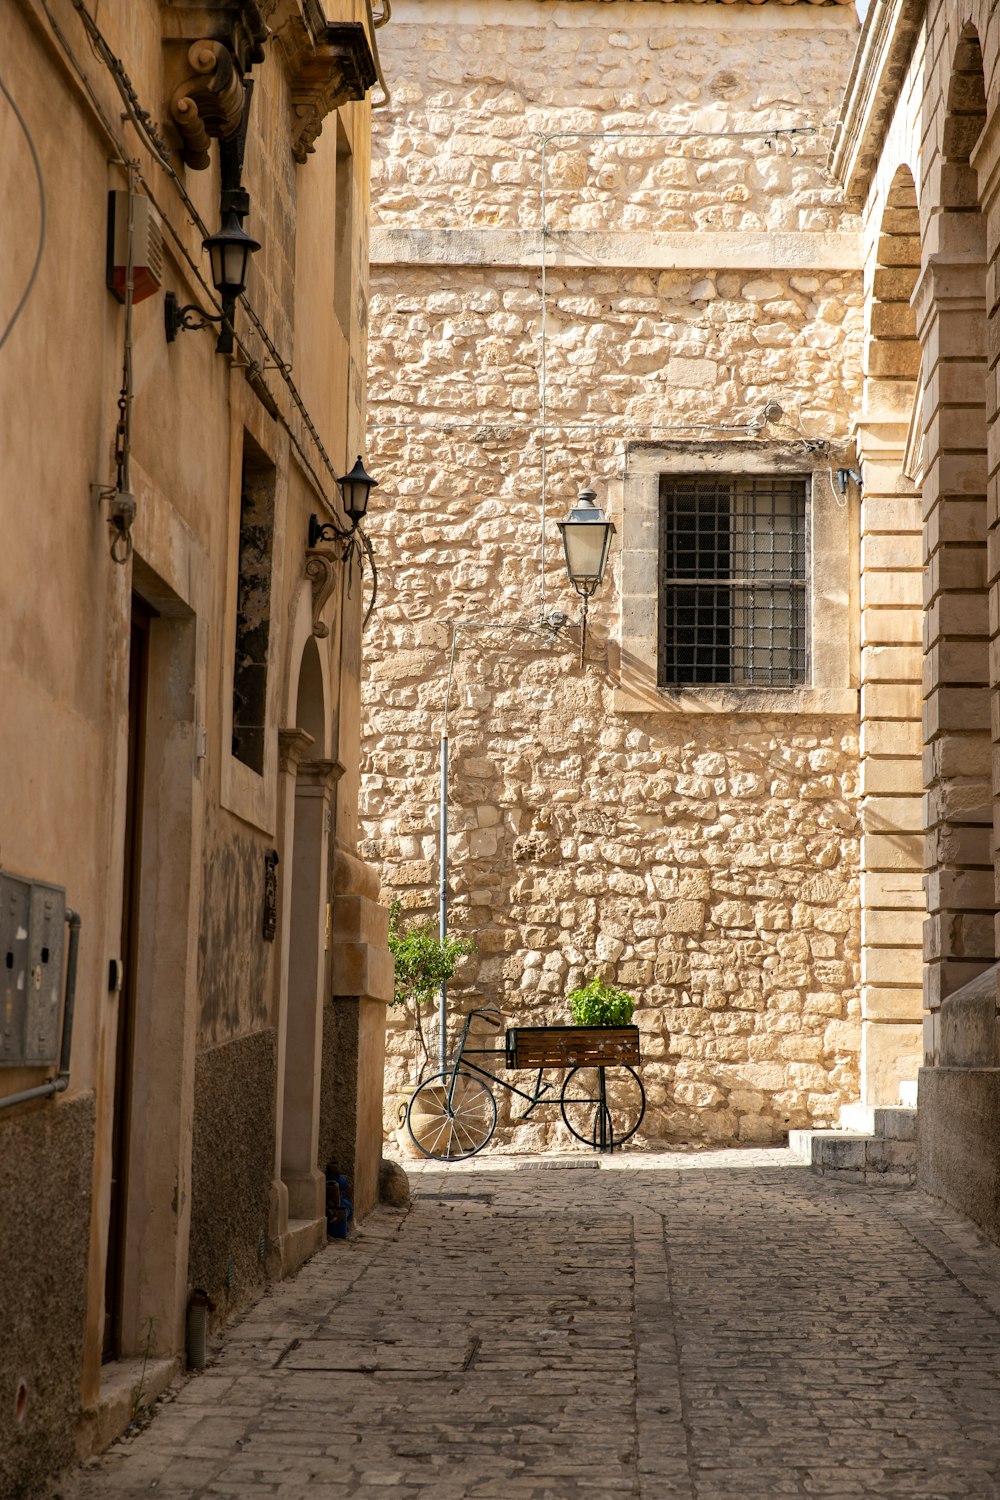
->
860, 608, 921, 647
331, 940, 394, 1002
860, 719, 922, 757
862, 984, 924, 1020
860, 758, 923, 796
860, 682, 922, 721
860, 533, 923, 570
861, 871, 924, 907
860, 1022, 921, 1106
861, 570, 924, 608
862, 897, 925, 944
861, 832, 924, 871
861, 795, 922, 834
862, 945, 924, 985
659, 901, 705, 934
861, 645, 922, 683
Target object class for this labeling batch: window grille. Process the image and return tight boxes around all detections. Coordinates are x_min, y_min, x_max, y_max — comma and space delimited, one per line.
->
658, 474, 808, 688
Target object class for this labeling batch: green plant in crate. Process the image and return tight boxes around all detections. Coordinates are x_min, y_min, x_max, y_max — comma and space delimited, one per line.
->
567, 976, 635, 1027
388, 900, 475, 1073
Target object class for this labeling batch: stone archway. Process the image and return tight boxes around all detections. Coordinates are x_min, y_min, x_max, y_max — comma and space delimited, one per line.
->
913, 24, 993, 1063
269, 634, 341, 1271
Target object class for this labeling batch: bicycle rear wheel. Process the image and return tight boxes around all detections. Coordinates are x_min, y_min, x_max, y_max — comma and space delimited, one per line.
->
560, 1064, 645, 1148
406, 1070, 498, 1161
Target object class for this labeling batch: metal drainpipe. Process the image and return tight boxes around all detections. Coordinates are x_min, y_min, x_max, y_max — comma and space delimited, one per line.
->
0, 908, 82, 1111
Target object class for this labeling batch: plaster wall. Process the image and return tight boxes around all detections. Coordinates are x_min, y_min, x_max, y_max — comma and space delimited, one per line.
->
363, 0, 868, 1145
0, 2, 388, 1492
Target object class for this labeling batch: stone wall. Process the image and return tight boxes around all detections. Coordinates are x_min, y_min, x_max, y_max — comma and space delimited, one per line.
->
363, 0, 867, 1147
0, 1096, 94, 1500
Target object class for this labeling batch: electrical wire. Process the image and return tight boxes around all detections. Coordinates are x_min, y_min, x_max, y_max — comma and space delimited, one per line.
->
40, 0, 358, 530
365, 0, 392, 108
0, 69, 46, 355
37, 0, 382, 618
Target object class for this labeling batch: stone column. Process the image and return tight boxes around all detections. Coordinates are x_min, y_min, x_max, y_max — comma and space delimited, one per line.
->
856, 408, 925, 1102
281, 756, 343, 1224
912, 242, 993, 1064
328, 844, 393, 1218
269, 728, 314, 1250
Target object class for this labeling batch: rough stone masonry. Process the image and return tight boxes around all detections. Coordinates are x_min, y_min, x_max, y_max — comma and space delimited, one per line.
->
361, 0, 869, 1147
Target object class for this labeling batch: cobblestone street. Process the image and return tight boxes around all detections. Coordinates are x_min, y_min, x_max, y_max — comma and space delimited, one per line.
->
60, 1150, 1000, 1500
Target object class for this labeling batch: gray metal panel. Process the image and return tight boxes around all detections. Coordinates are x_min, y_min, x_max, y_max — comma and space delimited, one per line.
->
0, 874, 32, 1066
26, 881, 65, 1064
0, 873, 66, 1067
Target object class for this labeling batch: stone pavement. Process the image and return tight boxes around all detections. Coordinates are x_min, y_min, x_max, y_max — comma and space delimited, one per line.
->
58, 1148, 1000, 1500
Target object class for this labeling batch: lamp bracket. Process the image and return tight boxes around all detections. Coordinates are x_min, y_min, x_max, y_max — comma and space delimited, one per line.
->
164, 290, 223, 341
308, 512, 353, 550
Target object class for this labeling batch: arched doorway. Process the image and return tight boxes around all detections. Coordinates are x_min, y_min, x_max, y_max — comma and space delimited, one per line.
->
274, 637, 340, 1245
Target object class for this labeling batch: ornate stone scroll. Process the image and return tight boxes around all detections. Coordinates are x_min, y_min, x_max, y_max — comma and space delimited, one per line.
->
305, 546, 338, 639
169, 40, 245, 169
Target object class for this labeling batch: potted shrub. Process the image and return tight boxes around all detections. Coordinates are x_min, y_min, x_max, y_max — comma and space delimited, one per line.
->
387, 899, 475, 1078
567, 976, 635, 1028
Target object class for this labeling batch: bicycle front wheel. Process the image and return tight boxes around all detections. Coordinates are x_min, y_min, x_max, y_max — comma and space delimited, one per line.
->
406, 1070, 498, 1161
560, 1064, 645, 1148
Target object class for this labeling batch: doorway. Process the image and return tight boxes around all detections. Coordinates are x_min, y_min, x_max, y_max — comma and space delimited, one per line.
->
103, 596, 154, 1360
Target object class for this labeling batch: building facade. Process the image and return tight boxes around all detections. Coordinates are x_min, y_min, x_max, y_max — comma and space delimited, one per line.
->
833, 0, 1000, 1241
0, 2, 391, 1494
360, 0, 915, 1148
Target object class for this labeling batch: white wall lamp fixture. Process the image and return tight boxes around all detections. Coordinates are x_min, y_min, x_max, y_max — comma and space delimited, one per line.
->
557, 486, 616, 664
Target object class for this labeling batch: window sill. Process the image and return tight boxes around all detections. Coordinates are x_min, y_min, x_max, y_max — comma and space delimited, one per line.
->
612, 682, 859, 716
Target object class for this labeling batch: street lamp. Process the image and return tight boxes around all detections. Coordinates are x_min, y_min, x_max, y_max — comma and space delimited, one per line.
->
164, 208, 260, 351
557, 487, 616, 664
308, 456, 379, 548
204, 209, 260, 353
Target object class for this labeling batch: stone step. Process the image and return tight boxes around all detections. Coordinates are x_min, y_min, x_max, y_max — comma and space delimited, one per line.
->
788, 1120, 916, 1187
839, 1103, 918, 1138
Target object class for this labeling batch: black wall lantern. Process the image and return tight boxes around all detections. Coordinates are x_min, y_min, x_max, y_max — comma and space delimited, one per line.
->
309, 456, 378, 548
165, 210, 260, 351
557, 487, 616, 664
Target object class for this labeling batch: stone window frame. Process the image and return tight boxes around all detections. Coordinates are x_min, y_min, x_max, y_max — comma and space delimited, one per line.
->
613, 440, 858, 716
220, 393, 287, 835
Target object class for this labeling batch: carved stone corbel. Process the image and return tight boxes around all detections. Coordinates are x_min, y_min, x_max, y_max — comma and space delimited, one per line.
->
305, 546, 339, 638
289, 26, 377, 163
169, 40, 245, 169
160, 2, 268, 72
270, 8, 378, 163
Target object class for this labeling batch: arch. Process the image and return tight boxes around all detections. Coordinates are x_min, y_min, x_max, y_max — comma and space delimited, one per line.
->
295, 635, 327, 753
942, 27, 988, 195
919, 22, 994, 1057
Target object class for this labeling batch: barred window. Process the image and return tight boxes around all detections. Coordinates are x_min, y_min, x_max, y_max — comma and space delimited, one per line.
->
658, 474, 808, 688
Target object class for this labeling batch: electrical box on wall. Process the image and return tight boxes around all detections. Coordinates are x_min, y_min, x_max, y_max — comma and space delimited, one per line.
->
106, 191, 164, 304
0, 874, 66, 1066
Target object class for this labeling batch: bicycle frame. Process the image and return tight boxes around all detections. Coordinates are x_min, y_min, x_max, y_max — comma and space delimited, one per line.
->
446, 1007, 554, 1121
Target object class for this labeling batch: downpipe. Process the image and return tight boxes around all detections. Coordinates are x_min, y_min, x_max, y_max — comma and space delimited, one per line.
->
0, 908, 81, 1111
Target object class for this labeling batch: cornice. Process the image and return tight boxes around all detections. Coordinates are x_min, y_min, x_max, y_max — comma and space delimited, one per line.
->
829, 0, 925, 203
268, 3, 378, 161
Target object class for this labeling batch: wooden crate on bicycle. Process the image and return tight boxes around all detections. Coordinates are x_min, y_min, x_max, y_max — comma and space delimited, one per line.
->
506, 1024, 641, 1070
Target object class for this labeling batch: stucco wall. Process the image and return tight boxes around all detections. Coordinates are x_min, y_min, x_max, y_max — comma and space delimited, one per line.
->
363, 0, 866, 1146
0, 1095, 95, 1500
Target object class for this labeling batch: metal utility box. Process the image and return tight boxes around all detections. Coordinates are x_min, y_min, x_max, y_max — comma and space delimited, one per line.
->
0, 874, 66, 1066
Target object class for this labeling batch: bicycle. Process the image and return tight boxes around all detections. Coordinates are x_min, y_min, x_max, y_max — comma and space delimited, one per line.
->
405, 1006, 645, 1161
